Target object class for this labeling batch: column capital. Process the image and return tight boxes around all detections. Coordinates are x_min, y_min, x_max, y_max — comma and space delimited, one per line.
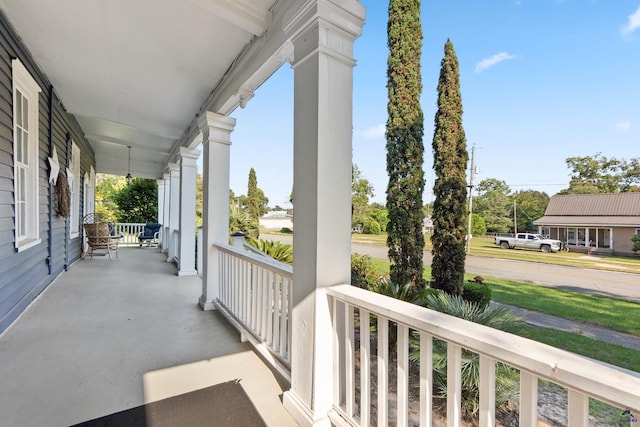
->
167, 162, 180, 174
284, 0, 365, 67
179, 146, 201, 168
197, 111, 236, 146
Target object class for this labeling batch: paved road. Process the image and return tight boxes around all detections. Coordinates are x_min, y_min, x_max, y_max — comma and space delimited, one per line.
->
263, 233, 640, 303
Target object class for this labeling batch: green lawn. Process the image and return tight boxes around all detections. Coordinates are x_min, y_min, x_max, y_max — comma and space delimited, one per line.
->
369, 257, 640, 335
521, 325, 640, 373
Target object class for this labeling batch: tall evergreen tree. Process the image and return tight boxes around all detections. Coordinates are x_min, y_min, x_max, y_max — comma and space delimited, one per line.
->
247, 168, 264, 236
385, 0, 425, 289
247, 168, 260, 226
431, 39, 468, 296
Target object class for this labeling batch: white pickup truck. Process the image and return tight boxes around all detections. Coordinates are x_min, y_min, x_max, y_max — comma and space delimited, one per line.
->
494, 233, 562, 253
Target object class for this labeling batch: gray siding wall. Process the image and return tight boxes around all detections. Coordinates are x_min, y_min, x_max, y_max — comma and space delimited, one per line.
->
0, 12, 95, 333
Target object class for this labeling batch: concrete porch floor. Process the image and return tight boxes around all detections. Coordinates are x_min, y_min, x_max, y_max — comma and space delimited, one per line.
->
0, 247, 297, 426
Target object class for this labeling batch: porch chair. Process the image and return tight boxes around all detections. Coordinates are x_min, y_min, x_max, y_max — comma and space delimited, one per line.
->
83, 213, 119, 259
138, 223, 162, 247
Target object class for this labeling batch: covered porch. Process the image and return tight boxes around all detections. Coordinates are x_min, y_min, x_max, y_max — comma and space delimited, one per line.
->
0, 247, 296, 426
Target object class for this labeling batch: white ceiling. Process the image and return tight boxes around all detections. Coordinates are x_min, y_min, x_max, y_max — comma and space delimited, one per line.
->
0, 0, 280, 179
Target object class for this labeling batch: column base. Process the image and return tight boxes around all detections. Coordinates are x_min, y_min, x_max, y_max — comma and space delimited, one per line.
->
283, 390, 330, 427
177, 269, 197, 277
198, 294, 217, 311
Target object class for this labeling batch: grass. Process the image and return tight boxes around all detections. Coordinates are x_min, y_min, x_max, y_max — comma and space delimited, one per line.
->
368, 257, 640, 335
520, 325, 640, 372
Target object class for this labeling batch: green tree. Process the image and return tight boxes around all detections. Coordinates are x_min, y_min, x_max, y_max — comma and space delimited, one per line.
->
431, 39, 468, 296
514, 190, 549, 232
247, 168, 261, 225
196, 171, 203, 227
369, 205, 389, 232
95, 174, 126, 221
470, 213, 486, 236
385, 0, 425, 290
352, 164, 374, 227
559, 153, 640, 194
474, 179, 513, 233
632, 234, 640, 255
114, 178, 158, 223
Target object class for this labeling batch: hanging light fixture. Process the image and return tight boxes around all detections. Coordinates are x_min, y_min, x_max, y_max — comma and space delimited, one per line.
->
126, 146, 132, 185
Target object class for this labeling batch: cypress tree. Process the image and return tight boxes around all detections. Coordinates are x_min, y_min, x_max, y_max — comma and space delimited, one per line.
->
431, 39, 468, 296
386, 0, 425, 289
247, 168, 260, 234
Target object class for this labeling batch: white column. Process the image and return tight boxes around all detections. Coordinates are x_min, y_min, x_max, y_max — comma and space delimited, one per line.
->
177, 147, 201, 276
198, 111, 236, 310
167, 163, 180, 262
282, 2, 365, 426
157, 179, 165, 225
161, 172, 170, 252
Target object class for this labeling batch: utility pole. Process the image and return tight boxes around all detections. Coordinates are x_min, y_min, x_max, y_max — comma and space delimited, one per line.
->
466, 144, 477, 254
513, 198, 517, 234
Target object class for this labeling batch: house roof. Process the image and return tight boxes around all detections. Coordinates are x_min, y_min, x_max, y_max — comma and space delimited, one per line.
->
533, 193, 640, 227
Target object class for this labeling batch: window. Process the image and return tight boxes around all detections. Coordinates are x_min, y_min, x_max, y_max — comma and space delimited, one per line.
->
69, 142, 80, 238
12, 59, 42, 251
636, 229, 640, 236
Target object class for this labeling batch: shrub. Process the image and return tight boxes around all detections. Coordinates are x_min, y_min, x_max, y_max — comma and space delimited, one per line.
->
351, 253, 380, 289
632, 234, 640, 254
362, 218, 381, 235
247, 238, 292, 264
280, 227, 293, 234
462, 282, 492, 309
411, 293, 523, 419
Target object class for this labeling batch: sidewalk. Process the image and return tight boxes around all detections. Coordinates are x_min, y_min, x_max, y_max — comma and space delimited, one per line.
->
493, 302, 640, 351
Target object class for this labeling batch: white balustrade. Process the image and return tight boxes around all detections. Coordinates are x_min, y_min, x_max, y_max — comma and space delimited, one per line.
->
326, 284, 640, 427
214, 243, 293, 381
111, 223, 145, 246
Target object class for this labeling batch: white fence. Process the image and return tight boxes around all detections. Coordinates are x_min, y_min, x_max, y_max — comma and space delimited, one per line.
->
214, 243, 293, 381
326, 284, 640, 427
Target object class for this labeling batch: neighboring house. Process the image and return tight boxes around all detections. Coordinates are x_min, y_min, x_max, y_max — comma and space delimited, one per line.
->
0, 12, 96, 332
533, 193, 640, 255
423, 215, 434, 234
259, 211, 293, 230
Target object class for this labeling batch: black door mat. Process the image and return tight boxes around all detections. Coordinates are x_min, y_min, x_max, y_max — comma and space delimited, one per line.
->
71, 379, 267, 427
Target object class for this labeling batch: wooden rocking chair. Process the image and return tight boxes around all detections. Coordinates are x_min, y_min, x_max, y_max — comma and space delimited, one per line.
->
83, 213, 119, 259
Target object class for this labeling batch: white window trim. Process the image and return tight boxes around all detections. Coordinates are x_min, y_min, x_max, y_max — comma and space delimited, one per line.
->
12, 59, 42, 252
69, 142, 81, 238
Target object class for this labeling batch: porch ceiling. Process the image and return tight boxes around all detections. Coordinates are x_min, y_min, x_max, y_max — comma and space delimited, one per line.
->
0, 0, 279, 179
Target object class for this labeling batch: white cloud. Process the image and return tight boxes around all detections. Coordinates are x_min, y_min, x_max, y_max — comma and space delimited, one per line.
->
474, 52, 518, 73
360, 124, 386, 139
621, 5, 640, 35
616, 121, 632, 130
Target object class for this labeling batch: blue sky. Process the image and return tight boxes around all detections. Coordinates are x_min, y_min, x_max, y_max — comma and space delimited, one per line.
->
220, 0, 640, 207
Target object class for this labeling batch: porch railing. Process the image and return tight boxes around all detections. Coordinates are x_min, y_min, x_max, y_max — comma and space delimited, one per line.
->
112, 223, 145, 247
327, 284, 640, 427
214, 243, 293, 381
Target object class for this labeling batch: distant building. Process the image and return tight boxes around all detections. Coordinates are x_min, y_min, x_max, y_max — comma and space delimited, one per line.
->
423, 216, 434, 234
259, 211, 293, 230
533, 193, 640, 255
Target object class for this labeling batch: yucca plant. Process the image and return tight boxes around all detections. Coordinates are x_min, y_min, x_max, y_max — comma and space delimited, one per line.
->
246, 238, 293, 265
229, 204, 259, 239
410, 292, 522, 419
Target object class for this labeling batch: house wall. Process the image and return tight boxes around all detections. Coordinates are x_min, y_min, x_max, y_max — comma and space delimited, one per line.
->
612, 227, 635, 255
0, 12, 95, 333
